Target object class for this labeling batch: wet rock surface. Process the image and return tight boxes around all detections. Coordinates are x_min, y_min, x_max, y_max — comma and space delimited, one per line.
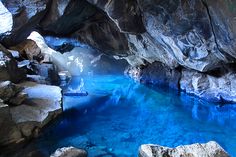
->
0, 44, 26, 83
139, 141, 230, 157
10, 82, 62, 138
127, 61, 236, 103
50, 147, 87, 157
126, 62, 181, 89
0, 81, 62, 147
180, 68, 236, 103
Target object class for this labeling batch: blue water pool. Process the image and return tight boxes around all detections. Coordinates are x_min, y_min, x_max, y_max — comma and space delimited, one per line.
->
34, 75, 236, 156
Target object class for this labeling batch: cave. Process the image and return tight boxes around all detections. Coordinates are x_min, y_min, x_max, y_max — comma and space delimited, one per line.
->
0, 0, 236, 157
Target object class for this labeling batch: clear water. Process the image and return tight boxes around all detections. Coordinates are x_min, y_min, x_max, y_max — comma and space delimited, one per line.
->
34, 75, 236, 156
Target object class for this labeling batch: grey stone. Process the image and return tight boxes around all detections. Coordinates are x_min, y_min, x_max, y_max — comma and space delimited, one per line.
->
0, 99, 23, 146
126, 62, 181, 89
10, 82, 62, 138
180, 69, 236, 102
139, 141, 230, 157
0, 44, 26, 83
0, 81, 23, 102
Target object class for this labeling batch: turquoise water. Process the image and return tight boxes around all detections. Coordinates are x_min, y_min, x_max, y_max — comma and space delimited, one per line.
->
35, 75, 236, 156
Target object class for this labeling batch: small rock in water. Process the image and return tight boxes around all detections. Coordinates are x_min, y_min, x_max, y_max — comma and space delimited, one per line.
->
50, 146, 87, 157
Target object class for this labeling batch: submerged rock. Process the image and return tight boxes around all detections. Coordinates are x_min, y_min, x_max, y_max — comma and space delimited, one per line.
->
139, 141, 230, 157
50, 147, 87, 157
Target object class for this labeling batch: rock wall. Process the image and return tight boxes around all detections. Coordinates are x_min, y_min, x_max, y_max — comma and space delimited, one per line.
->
1, 0, 236, 102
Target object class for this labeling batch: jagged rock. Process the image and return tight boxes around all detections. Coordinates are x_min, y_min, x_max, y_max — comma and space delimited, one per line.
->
0, 44, 26, 83
0, 81, 24, 102
139, 141, 230, 157
125, 33, 179, 68
8, 92, 28, 106
26, 31, 71, 73
137, 0, 230, 72
126, 62, 181, 89
180, 68, 236, 103
1, 0, 49, 46
10, 82, 62, 138
0, 99, 23, 146
0, 81, 62, 146
86, 0, 145, 34
11, 39, 44, 62
50, 147, 87, 157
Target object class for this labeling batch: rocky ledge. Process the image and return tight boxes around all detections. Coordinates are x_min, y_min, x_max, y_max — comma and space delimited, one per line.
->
0, 81, 62, 146
0, 28, 63, 147
139, 141, 230, 157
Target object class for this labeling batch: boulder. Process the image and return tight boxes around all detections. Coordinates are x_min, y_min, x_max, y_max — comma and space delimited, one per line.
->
50, 147, 87, 157
0, 81, 62, 146
139, 141, 230, 157
0, 99, 23, 146
10, 82, 62, 138
11, 39, 44, 62
26, 31, 70, 73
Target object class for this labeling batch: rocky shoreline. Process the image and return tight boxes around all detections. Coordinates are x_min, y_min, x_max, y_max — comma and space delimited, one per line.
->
126, 61, 236, 103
